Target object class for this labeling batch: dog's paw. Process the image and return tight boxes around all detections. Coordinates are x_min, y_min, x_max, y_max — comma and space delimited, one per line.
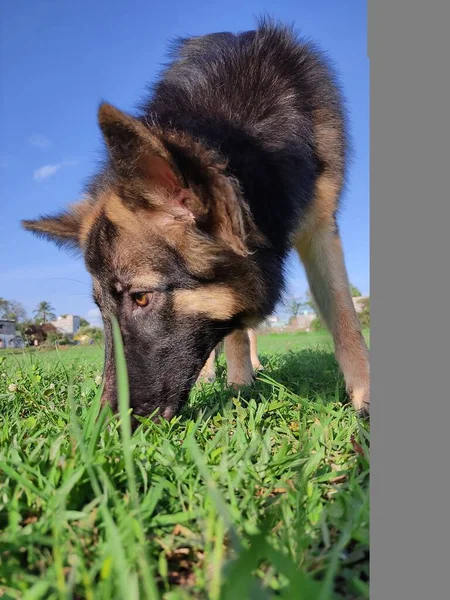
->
350, 384, 370, 418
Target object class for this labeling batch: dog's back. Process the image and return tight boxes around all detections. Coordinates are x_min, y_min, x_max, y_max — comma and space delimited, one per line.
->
145, 22, 348, 255
22, 20, 369, 416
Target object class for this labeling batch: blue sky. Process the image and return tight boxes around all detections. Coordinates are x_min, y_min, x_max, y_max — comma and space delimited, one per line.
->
0, 0, 368, 325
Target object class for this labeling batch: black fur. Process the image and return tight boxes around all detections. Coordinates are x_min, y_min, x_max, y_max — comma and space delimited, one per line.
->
23, 20, 350, 419
143, 20, 348, 256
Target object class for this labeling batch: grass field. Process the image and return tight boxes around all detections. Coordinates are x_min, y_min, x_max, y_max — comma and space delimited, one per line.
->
0, 330, 370, 599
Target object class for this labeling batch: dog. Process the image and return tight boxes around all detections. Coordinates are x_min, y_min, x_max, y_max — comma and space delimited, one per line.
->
197, 328, 263, 385
23, 21, 370, 419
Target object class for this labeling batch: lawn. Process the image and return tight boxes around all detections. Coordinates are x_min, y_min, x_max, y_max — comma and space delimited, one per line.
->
0, 330, 370, 599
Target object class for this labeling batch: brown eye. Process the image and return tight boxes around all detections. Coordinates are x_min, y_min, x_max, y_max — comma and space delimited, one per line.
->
133, 292, 150, 307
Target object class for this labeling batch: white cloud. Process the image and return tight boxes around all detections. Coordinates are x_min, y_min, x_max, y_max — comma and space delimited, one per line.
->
29, 134, 51, 149
33, 164, 61, 181
0, 154, 13, 168
33, 159, 78, 182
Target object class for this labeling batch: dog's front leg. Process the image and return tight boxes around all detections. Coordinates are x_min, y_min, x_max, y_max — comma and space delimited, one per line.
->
224, 329, 255, 388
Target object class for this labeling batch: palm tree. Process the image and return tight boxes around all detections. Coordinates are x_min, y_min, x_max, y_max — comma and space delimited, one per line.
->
33, 301, 56, 324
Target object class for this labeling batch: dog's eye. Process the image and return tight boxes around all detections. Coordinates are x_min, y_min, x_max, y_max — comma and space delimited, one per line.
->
132, 292, 151, 307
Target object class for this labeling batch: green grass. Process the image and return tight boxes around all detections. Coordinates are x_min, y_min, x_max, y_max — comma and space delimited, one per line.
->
0, 330, 369, 599
256, 330, 370, 354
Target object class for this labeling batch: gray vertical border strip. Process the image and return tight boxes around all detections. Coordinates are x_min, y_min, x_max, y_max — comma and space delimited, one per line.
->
369, 1, 450, 599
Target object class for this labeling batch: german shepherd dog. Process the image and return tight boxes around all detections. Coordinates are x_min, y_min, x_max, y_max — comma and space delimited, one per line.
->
23, 21, 370, 420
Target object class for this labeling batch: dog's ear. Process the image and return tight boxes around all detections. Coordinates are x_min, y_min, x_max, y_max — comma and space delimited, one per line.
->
98, 103, 257, 256
98, 103, 184, 193
22, 200, 92, 250
98, 103, 201, 220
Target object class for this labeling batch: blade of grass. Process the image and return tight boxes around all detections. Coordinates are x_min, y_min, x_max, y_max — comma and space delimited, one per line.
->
67, 384, 136, 600
184, 433, 241, 553
111, 317, 138, 507
110, 316, 160, 600
0, 462, 50, 501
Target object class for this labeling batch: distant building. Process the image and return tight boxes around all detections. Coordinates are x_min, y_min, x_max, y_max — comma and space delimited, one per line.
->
352, 297, 369, 313
0, 318, 24, 348
260, 315, 289, 330
50, 315, 81, 337
289, 313, 316, 330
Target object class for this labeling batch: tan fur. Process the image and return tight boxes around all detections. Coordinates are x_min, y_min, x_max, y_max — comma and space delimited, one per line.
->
293, 107, 345, 238
78, 200, 102, 245
248, 329, 263, 371
129, 273, 164, 290
98, 105, 265, 259
294, 174, 341, 245
154, 214, 224, 278
79, 185, 253, 281
26, 105, 268, 296
312, 107, 346, 185
197, 328, 261, 386
78, 188, 218, 279
23, 198, 96, 243
197, 347, 217, 384
224, 329, 254, 387
172, 285, 240, 320
291, 146, 370, 414
22, 49, 368, 419
103, 192, 140, 234
295, 221, 370, 413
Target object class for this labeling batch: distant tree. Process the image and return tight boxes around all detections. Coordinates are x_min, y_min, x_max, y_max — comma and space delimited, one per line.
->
305, 290, 316, 311
310, 316, 326, 331
0, 298, 27, 322
349, 284, 362, 297
33, 301, 56, 324
45, 329, 71, 346
0, 298, 9, 317
23, 323, 57, 345
17, 319, 34, 338
5, 301, 27, 322
80, 318, 90, 327
358, 297, 371, 329
23, 324, 41, 345
41, 323, 59, 335
286, 297, 305, 319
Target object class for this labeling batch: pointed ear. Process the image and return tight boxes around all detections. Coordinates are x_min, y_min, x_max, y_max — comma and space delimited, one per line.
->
98, 103, 182, 193
97, 103, 259, 255
21, 201, 91, 250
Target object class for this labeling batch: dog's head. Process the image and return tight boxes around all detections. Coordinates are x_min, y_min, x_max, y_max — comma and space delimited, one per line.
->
23, 104, 265, 418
